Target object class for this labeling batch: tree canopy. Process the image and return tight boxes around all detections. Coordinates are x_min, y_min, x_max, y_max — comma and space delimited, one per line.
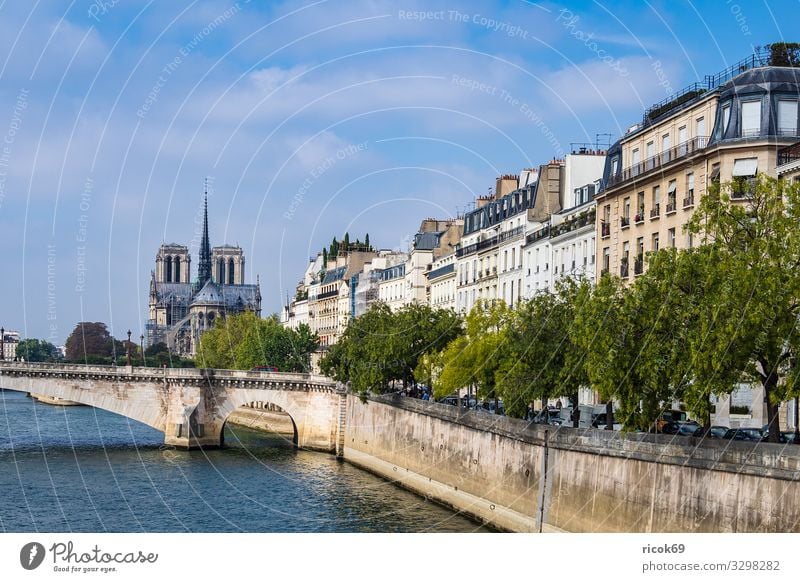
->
15, 338, 60, 362
321, 302, 462, 393
196, 311, 319, 372
65, 322, 115, 362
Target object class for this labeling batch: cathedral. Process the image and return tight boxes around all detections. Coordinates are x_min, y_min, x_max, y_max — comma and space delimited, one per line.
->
147, 194, 261, 355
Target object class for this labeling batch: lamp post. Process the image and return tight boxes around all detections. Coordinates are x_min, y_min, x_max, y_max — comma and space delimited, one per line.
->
126, 330, 132, 367
140, 334, 145, 367
0, 326, 4, 361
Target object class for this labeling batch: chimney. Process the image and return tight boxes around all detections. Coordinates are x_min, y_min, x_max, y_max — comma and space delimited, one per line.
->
495, 174, 519, 200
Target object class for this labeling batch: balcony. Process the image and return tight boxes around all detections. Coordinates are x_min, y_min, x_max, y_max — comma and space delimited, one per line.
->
666, 201, 677, 214
683, 192, 695, 208
634, 211, 645, 224
601, 221, 611, 238
525, 224, 551, 245
634, 255, 644, 275
620, 216, 630, 229
456, 233, 500, 258
550, 208, 596, 239
778, 142, 800, 166
498, 225, 525, 243
620, 261, 629, 278
649, 204, 660, 219
606, 136, 709, 190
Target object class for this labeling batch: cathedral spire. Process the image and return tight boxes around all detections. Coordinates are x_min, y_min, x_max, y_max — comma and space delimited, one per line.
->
198, 180, 212, 285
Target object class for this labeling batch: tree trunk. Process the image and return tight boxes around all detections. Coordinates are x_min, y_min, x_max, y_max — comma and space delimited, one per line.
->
763, 371, 781, 443
605, 400, 614, 430
571, 390, 580, 428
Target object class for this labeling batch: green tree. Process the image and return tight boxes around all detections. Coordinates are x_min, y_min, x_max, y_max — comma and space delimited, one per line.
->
343, 232, 350, 251
498, 279, 590, 421
364, 233, 370, 251
15, 338, 60, 362
572, 275, 641, 429
434, 300, 511, 405
197, 312, 319, 372
393, 303, 463, 389
685, 175, 800, 442
143, 342, 195, 368
321, 303, 462, 394
320, 303, 396, 392
65, 322, 114, 362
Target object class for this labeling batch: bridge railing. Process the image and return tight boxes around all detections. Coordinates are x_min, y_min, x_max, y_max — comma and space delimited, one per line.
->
0, 361, 336, 387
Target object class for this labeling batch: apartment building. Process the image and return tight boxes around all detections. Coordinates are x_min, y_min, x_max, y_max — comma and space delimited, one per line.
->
549, 180, 600, 289
522, 150, 606, 297
427, 252, 457, 311
456, 174, 535, 312
596, 51, 800, 280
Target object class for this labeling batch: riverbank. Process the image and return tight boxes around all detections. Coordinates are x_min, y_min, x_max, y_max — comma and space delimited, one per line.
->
226, 407, 295, 436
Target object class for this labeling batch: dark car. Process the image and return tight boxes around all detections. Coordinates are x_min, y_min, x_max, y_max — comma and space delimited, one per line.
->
676, 421, 701, 436
694, 425, 729, 438
782, 431, 800, 444
251, 366, 278, 372
723, 428, 763, 441
533, 407, 565, 426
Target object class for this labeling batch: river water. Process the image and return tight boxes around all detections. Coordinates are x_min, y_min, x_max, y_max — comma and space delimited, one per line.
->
0, 390, 486, 532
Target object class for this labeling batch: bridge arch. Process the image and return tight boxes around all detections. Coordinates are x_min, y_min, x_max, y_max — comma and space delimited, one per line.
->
214, 387, 340, 452
0, 375, 172, 436
220, 400, 298, 448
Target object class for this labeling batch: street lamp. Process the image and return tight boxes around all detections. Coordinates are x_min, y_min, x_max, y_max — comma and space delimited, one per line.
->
0, 326, 4, 361
140, 334, 145, 367
126, 330, 132, 366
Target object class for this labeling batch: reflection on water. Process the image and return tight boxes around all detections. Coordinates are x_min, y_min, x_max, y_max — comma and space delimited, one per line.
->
0, 390, 487, 532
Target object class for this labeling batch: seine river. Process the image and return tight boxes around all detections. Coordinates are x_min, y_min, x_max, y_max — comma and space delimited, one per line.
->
0, 390, 485, 532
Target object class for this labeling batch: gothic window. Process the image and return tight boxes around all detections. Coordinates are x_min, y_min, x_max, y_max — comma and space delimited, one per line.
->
228, 258, 235, 285
217, 258, 224, 283
174, 257, 181, 283
165, 256, 172, 283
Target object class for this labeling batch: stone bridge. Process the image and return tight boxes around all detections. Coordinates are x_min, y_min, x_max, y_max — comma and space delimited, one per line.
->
0, 362, 345, 451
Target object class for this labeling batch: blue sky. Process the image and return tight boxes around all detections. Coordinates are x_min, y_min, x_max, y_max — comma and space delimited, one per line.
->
0, 0, 794, 344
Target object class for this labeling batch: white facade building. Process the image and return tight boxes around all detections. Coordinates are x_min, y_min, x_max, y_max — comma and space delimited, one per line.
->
427, 252, 457, 311
523, 150, 606, 296
1, 330, 20, 361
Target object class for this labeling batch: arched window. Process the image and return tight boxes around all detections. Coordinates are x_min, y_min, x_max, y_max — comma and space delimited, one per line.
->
217, 258, 224, 283
165, 256, 173, 282
174, 256, 181, 283
228, 258, 235, 285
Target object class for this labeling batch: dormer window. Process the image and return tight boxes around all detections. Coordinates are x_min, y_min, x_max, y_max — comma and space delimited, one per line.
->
741, 99, 761, 137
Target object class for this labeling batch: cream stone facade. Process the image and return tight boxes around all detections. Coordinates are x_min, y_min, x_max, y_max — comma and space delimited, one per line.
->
597, 61, 800, 280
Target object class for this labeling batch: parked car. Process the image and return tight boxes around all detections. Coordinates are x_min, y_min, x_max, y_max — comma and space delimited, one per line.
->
676, 421, 701, 436
694, 425, 729, 438
476, 400, 504, 415
723, 428, 764, 441
781, 431, 800, 444
251, 366, 278, 372
532, 407, 566, 426
655, 409, 688, 433
590, 413, 623, 431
